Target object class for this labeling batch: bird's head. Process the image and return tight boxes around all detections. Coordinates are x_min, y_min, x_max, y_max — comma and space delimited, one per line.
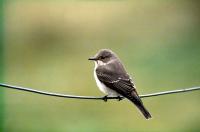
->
88, 49, 117, 64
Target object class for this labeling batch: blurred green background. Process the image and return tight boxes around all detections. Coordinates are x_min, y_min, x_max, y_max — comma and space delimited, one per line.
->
1, 0, 200, 132
0, 0, 5, 131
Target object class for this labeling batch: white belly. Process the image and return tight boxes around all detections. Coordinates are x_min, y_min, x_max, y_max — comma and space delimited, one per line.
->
93, 62, 119, 97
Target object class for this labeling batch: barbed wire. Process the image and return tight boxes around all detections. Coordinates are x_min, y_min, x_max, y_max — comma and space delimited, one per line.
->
0, 83, 199, 100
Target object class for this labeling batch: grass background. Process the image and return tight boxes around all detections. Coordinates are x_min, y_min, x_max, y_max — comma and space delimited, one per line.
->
2, 0, 200, 132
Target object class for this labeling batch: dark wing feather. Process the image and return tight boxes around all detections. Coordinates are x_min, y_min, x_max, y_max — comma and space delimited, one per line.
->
96, 65, 137, 98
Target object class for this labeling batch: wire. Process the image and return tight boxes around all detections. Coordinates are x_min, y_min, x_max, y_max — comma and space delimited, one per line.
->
0, 83, 199, 100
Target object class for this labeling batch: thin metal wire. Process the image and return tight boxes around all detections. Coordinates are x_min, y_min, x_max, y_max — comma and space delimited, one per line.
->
0, 83, 199, 100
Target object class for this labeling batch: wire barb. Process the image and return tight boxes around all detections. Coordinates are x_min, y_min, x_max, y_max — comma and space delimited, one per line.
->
0, 83, 199, 100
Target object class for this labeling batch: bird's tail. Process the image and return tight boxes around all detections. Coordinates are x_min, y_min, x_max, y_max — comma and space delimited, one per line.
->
135, 102, 152, 119
129, 91, 152, 119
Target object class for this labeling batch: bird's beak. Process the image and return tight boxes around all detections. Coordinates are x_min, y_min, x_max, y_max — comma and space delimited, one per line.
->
88, 56, 98, 61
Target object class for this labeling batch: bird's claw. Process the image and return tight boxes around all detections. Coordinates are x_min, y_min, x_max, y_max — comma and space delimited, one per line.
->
102, 95, 108, 102
117, 96, 123, 101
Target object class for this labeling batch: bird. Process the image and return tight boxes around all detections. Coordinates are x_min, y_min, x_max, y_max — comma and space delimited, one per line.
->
88, 49, 152, 119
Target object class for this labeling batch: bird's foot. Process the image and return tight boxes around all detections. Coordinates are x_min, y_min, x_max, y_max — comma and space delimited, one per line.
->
102, 95, 108, 102
117, 96, 123, 101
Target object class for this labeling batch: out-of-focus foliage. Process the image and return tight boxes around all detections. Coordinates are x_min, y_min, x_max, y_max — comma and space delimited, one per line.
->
3, 1, 200, 132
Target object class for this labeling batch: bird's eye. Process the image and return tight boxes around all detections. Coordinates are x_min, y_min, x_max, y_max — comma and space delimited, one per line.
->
101, 56, 105, 59
100, 56, 105, 59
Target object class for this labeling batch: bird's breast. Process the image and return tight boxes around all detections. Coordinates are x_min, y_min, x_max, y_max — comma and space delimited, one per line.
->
93, 62, 119, 96
93, 67, 108, 94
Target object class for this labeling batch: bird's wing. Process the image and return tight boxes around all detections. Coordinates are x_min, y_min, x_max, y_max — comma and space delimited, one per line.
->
96, 66, 139, 99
